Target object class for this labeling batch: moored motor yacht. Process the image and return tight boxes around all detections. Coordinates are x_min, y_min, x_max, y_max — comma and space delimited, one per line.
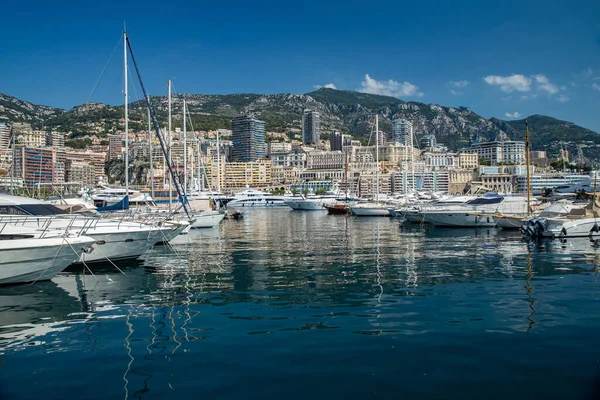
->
0, 193, 186, 265
0, 224, 95, 285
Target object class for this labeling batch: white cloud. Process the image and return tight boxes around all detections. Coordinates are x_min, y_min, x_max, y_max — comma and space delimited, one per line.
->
557, 94, 570, 102
450, 89, 462, 96
592, 82, 600, 91
520, 94, 539, 100
359, 74, 424, 97
314, 83, 337, 89
533, 74, 559, 94
484, 74, 532, 92
449, 80, 469, 87
505, 112, 521, 119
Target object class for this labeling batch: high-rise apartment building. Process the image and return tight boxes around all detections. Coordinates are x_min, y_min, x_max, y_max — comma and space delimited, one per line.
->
392, 119, 413, 146
330, 131, 342, 151
108, 135, 123, 160
13, 147, 64, 189
302, 110, 320, 145
231, 116, 265, 162
0, 117, 11, 150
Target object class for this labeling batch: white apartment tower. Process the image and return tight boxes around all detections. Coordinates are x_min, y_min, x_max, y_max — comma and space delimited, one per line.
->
302, 110, 320, 145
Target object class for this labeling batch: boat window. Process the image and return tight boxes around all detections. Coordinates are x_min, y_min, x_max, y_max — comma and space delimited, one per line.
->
15, 204, 68, 215
0, 234, 35, 240
465, 197, 503, 205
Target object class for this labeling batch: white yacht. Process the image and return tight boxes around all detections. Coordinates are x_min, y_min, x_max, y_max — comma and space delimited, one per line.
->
285, 194, 338, 211
0, 224, 95, 285
0, 193, 187, 265
400, 196, 474, 223
225, 187, 295, 208
350, 202, 391, 217
90, 186, 155, 208
421, 195, 531, 227
521, 199, 600, 238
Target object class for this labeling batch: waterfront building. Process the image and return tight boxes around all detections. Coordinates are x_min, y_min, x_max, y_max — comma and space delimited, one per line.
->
231, 115, 266, 162
17, 130, 44, 147
108, 134, 123, 160
392, 119, 413, 145
298, 169, 345, 182
216, 160, 272, 190
306, 151, 344, 170
270, 150, 306, 168
468, 140, 525, 165
64, 150, 107, 181
268, 142, 292, 155
45, 131, 65, 148
14, 147, 65, 189
458, 152, 479, 170
530, 150, 548, 167
391, 170, 450, 194
271, 166, 301, 185
65, 161, 95, 187
422, 151, 459, 169
302, 110, 320, 145
477, 173, 516, 193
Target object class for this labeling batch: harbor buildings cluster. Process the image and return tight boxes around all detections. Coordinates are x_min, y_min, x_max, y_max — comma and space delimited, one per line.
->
0, 109, 584, 197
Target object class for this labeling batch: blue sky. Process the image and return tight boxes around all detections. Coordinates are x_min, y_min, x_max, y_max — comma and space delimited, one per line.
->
1, 0, 600, 131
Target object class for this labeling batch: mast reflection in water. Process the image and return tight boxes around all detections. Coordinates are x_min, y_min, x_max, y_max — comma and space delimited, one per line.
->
2, 209, 600, 399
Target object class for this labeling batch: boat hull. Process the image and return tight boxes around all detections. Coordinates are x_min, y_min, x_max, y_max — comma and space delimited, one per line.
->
190, 211, 225, 228
422, 212, 496, 227
351, 206, 390, 217
544, 218, 600, 238
0, 236, 94, 285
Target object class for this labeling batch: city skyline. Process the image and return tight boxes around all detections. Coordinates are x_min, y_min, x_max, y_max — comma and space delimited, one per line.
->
0, 0, 599, 133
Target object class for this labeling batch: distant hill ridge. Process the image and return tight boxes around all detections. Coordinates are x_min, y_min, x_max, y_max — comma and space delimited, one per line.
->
0, 88, 598, 161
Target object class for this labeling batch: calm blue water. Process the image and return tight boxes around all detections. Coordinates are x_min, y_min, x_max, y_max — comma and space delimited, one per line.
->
2, 208, 600, 399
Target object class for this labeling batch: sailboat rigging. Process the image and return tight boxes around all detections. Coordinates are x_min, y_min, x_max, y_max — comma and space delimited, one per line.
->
125, 34, 191, 218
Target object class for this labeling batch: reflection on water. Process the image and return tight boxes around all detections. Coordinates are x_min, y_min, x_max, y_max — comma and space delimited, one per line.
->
1, 209, 600, 399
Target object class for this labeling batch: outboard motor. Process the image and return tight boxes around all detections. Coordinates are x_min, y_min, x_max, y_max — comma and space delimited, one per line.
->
520, 217, 548, 238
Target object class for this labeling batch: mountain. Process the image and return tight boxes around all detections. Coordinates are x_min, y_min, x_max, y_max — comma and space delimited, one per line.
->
0, 88, 598, 162
0, 92, 64, 125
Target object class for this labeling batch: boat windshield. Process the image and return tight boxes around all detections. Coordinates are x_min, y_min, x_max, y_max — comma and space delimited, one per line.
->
465, 197, 504, 205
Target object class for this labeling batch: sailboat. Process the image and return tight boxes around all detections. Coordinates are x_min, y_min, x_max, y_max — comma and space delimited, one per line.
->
93, 31, 156, 210
350, 115, 390, 217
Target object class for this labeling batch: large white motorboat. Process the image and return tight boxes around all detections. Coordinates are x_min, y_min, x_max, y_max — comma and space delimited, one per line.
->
0, 225, 95, 285
285, 194, 338, 211
421, 195, 532, 227
90, 186, 155, 208
400, 196, 475, 223
225, 187, 295, 208
0, 193, 187, 265
521, 199, 600, 238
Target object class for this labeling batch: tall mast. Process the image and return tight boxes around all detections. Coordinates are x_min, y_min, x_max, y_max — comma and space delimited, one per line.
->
375, 114, 379, 201
344, 151, 349, 199
183, 98, 187, 195
525, 119, 531, 214
124, 31, 129, 197
410, 124, 415, 191
168, 79, 172, 212
216, 129, 221, 192
148, 107, 154, 199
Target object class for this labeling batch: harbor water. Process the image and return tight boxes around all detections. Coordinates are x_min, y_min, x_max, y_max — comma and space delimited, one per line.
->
2, 208, 600, 399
